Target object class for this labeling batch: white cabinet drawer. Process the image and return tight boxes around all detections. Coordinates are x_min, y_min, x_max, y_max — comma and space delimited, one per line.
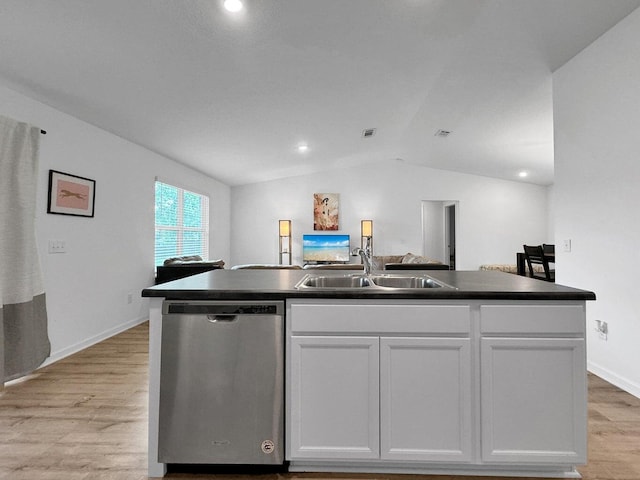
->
480, 305, 585, 335
290, 302, 470, 334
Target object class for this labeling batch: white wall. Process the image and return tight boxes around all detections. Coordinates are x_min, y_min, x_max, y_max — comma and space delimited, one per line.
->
0, 84, 231, 364
553, 7, 640, 397
231, 160, 550, 269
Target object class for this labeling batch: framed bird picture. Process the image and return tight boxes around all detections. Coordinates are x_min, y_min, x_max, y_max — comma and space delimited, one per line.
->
313, 193, 339, 230
47, 170, 96, 217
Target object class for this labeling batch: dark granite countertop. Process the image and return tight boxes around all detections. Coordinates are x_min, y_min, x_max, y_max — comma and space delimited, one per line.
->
142, 269, 596, 301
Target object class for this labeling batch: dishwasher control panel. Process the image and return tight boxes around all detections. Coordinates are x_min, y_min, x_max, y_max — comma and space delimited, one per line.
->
164, 301, 283, 315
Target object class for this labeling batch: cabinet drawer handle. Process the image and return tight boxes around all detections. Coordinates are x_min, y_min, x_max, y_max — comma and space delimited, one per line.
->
207, 315, 237, 323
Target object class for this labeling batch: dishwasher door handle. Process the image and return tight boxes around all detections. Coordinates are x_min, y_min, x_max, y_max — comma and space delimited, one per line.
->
207, 314, 237, 323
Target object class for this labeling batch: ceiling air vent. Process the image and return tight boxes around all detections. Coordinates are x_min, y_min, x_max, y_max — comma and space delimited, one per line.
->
434, 129, 451, 137
362, 128, 377, 138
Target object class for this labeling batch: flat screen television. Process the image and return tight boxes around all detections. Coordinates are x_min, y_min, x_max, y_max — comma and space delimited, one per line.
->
302, 234, 350, 264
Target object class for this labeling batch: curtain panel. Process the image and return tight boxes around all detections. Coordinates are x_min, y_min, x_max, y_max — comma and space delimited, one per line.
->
0, 115, 50, 384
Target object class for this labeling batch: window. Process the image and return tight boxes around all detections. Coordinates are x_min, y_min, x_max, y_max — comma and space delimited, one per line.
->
154, 181, 209, 267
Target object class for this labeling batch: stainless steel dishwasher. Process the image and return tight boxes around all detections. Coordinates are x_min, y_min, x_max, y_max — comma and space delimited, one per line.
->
159, 300, 284, 465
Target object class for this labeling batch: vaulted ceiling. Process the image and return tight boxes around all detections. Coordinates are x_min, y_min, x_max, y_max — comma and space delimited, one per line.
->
1, 0, 638, 186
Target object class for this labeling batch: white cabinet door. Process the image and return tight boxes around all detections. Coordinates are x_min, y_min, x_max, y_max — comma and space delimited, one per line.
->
480, 337, 586, 464
380, 337, 472, 462
289, 336, 380, 460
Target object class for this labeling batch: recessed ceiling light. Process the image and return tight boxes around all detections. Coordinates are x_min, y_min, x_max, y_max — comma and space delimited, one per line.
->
223, 0, 243, 13
297, 143, 309, 153
518, 171, 528, 178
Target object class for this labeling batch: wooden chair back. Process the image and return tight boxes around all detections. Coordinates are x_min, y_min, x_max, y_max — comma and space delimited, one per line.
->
523, 244, 555, 282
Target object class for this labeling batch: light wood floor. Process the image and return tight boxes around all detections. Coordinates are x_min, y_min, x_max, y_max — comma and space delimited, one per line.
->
0, 322, 639, 480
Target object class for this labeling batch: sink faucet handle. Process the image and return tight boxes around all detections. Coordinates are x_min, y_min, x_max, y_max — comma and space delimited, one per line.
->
351, 247, 372, 274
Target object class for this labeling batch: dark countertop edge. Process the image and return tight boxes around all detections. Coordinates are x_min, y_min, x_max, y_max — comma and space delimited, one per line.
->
141, 270, 596, 302
141, 289, 596, 302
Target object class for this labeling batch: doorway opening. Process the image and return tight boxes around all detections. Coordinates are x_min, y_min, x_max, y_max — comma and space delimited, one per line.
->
421, 200, 459, 269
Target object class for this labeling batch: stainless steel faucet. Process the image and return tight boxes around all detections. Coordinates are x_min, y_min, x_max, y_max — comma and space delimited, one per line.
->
352, 243, 372, 275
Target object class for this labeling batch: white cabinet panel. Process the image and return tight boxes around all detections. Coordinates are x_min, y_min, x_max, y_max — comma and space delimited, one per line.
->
480, 337, 587, 464
286, 299, 588, 477
480, 305, 585, 335
289, 336, 380, 459
290, 303, 470, 334
380, 337, 472, 462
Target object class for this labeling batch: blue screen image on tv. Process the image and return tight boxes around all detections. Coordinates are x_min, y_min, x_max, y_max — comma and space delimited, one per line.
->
303, 234, 350, 263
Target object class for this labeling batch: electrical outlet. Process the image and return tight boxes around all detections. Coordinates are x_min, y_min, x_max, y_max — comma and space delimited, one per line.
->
127, 292, 133, 305
595, 320, 608, 340
48, 239, 66, 254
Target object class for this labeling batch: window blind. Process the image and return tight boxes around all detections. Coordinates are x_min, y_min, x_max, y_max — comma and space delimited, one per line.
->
154, 181, 209, 267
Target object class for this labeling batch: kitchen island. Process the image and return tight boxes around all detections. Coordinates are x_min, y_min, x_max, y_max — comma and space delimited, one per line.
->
142, 269, 596, 478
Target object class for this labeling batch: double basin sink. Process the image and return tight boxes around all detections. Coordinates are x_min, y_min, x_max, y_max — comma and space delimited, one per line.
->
296, 273, 452, 290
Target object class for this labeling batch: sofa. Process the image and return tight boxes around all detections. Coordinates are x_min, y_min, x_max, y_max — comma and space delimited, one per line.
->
230, 264, 302, 270
231, 263, 364, 270
155, 255, 225, 284
479, 264, 519, 274
371, 253, 448, 271
303, 263, 364, 270
479, 263, 545, 275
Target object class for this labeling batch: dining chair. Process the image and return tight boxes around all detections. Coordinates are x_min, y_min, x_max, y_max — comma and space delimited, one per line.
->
523, 244, 555, 282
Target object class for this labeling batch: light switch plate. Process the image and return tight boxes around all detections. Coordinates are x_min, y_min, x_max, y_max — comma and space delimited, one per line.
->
563, 239, 571, 252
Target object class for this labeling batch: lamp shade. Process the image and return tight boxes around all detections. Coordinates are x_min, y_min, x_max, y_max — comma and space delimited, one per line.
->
361, 219, 373, 237
279, 220, 291, 237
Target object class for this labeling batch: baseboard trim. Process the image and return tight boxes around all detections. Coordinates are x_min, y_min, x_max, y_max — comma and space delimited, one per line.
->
40, 316, 148, 368
588, 361, 640, 399
288, 462, 582, 478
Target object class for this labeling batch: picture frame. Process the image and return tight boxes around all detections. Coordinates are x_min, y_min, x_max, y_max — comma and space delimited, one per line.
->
313, 193, 339, 230
47, 169, 96, 217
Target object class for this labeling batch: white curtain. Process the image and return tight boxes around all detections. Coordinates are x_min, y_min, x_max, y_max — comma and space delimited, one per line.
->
0, 115, 50, 384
